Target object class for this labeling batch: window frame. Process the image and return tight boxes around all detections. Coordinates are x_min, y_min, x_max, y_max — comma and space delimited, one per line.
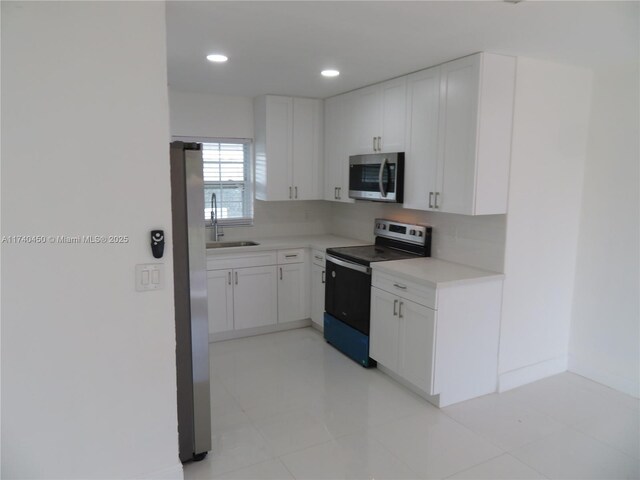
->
173, 136, 254, 227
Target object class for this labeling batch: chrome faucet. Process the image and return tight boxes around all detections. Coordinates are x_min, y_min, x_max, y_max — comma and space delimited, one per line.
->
210, 192, 223, 241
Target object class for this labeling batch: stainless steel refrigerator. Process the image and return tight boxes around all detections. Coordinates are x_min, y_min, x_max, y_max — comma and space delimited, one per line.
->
170, 141, 211, 462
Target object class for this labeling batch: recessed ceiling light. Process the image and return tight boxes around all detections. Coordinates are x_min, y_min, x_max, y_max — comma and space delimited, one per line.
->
321, 69, 340, 78
207, 54, 228, 63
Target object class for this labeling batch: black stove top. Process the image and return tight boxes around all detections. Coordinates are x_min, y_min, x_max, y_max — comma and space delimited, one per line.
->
326, 244, 422, 266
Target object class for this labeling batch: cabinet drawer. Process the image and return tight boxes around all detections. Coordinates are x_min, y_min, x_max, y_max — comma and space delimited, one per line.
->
372, 271, 437, 310
311, 249, 325, 267
207, 250, 277, 270
278, 248, 306, 264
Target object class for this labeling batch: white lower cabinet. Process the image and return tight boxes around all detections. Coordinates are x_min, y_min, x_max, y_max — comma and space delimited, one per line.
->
206, 248, 311, 339
310, 263, 325, 328
370, 287, 436, 394
207, 269, 234, 334
208, 266, 278, 334
234, 266, 278, 330
370, 269, 503, 407
278, 262, 309, 323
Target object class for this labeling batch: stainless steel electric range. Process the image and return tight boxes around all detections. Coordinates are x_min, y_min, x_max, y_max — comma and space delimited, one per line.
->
324, 219, 432, 367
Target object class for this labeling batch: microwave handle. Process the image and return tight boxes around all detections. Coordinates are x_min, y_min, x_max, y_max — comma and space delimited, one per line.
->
378, 157, 388, 198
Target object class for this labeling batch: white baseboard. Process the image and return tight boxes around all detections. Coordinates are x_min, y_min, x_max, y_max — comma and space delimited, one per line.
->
569, 355, 640, 398
310, 321, 324, 333
498, 355, 568, 392
210, 319, 311, 342
137, 463, 183, 480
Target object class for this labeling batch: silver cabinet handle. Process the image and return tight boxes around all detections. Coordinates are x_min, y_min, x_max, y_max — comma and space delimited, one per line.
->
289, 186, 292, 199
228, 271, 231, 285
234, 271, 238, 285
435, 192, 440, 209
393, 299, 398, 316
295, 186, 298, 199
373, 136, 377, 152
334, 187, 338, 200
285, 254, 297, 258
393, 283, 407, 290
337, 187, 341, 199
399, 301, 404, 318
429, 192, 434, 209
314, 255, 323, 261
279, 267, 283, 280
377, 136, 382, 152
321, 270, 325, 283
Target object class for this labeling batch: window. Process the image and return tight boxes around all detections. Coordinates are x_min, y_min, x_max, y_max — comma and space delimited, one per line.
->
175, 137, 253, 226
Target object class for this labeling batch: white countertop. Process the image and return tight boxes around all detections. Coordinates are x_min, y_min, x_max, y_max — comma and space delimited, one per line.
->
372, 257, 504, 288
206, 234, 366, 255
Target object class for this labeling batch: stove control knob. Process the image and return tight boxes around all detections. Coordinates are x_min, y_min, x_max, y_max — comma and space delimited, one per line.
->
410, 229, 416, 236
418, 231, 424, 237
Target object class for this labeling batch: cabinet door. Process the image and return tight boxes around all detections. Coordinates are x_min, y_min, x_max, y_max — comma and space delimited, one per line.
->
352, 84, 382, 154
310, 263, 325, 328
233, 265, 278, 330
403, 67, 441, 211
264, 96, 294, 201
278, 262, 309, 323
207, 269, 234, 334
379, 77, 406, 153
399, 299, 437, 395
292, 98, 322, 200
437, 55, 481, 215
369, 287, 400, 372
323, 94, 354, 203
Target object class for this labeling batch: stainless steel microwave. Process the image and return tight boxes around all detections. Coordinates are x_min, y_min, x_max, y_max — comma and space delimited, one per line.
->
348, 153, 404, 202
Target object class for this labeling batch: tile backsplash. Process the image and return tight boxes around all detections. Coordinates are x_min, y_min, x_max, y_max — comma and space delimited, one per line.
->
216, 199, 506, 273
328, 202, 506, 272
209, 200, 330, 242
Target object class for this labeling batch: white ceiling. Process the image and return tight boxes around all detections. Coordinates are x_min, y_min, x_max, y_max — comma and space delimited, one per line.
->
166, 1, 638, 99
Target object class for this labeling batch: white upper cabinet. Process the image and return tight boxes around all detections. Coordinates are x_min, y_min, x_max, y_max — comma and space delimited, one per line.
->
406, 53, 515, 215
403, 66, 442, 211
323, 93, 355, 203
254, 95, 323, 201
352, 77, 406, 154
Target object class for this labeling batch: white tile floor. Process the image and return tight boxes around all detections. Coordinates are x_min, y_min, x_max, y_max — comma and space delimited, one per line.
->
184, 327, 640, 480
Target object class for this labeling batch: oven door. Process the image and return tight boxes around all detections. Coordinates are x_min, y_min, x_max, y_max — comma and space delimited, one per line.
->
348, 154, 402, 202
324, 255, 372, 335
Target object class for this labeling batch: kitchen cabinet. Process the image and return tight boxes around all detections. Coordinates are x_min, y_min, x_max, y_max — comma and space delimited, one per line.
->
310, 250, 326, 328
234, 266, 278, 330
254, 95, 323, 201
277, 248, 309, 323
370, 263, 503, 407
207, 269, 234, 334
405, 53, 515, 215
323, 93, 354, 202
403, 66, 441, 211
352, 77, 406, 154
207, 265, 278, 334
370, 286, 436, 394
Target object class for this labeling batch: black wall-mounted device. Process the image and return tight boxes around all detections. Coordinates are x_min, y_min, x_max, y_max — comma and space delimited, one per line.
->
151, 230, 165, 258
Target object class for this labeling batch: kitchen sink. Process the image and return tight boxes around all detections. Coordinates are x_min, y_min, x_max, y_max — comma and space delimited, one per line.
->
206, 241, 260, 249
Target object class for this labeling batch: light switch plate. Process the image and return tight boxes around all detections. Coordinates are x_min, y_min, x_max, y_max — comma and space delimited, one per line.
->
136, 264, 164, 291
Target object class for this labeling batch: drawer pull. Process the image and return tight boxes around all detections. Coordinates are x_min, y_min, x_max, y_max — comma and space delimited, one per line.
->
393, 299, 398, 316
398, 301, 404, 318
314, 255, 323, 261
285, 254, 298, 258
393, 283, 407, 290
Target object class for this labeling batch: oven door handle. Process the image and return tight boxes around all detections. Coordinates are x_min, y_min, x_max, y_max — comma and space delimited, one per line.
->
378, 157, 388, 198
326, 254, 372, 275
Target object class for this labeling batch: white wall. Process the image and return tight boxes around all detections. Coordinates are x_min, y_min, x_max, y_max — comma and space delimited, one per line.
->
1, 3, 181, 479
569, 63, 640, 398
329, 202, 506, 273
498, 58, 593, 391
168, 89, 330, 241
169, 90, 254, 139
